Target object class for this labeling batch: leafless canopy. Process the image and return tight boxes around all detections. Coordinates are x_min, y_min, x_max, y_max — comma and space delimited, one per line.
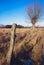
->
27, 0, 41, 26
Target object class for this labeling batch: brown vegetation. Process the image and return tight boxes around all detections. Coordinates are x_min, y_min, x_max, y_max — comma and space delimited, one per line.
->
0, 28, 44, 65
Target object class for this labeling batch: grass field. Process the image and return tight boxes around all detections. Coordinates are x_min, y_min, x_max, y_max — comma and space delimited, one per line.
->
0, 27, 44, 65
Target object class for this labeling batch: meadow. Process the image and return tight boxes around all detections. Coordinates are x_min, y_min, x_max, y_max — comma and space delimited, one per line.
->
0, 27, 44, 65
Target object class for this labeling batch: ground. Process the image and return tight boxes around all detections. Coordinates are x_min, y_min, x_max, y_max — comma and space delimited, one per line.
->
0, 28, 44, 65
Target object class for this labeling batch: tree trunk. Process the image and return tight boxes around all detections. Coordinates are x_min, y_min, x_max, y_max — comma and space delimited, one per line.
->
32, 24, 35, 31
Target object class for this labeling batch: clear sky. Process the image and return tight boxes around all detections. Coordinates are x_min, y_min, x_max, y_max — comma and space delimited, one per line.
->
0, 0, 44, 26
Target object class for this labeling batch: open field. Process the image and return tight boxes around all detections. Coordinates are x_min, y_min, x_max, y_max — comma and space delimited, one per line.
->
0, 28, 44, 65
0, 27, 44, 33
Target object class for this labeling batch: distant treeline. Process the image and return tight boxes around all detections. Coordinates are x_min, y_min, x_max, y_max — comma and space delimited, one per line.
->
5, 24, 24, 28
0, 24, 24, 28
0, 24, 44, 28
5, 25, 44, 28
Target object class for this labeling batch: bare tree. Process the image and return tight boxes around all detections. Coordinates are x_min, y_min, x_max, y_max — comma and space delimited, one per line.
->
27, 0, 41, 29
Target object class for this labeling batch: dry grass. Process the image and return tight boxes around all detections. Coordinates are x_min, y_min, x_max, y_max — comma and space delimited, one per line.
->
0, 28, 44, 65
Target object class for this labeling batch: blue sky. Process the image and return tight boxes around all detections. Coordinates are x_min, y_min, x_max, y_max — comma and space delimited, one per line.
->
0, 0, 44, 26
